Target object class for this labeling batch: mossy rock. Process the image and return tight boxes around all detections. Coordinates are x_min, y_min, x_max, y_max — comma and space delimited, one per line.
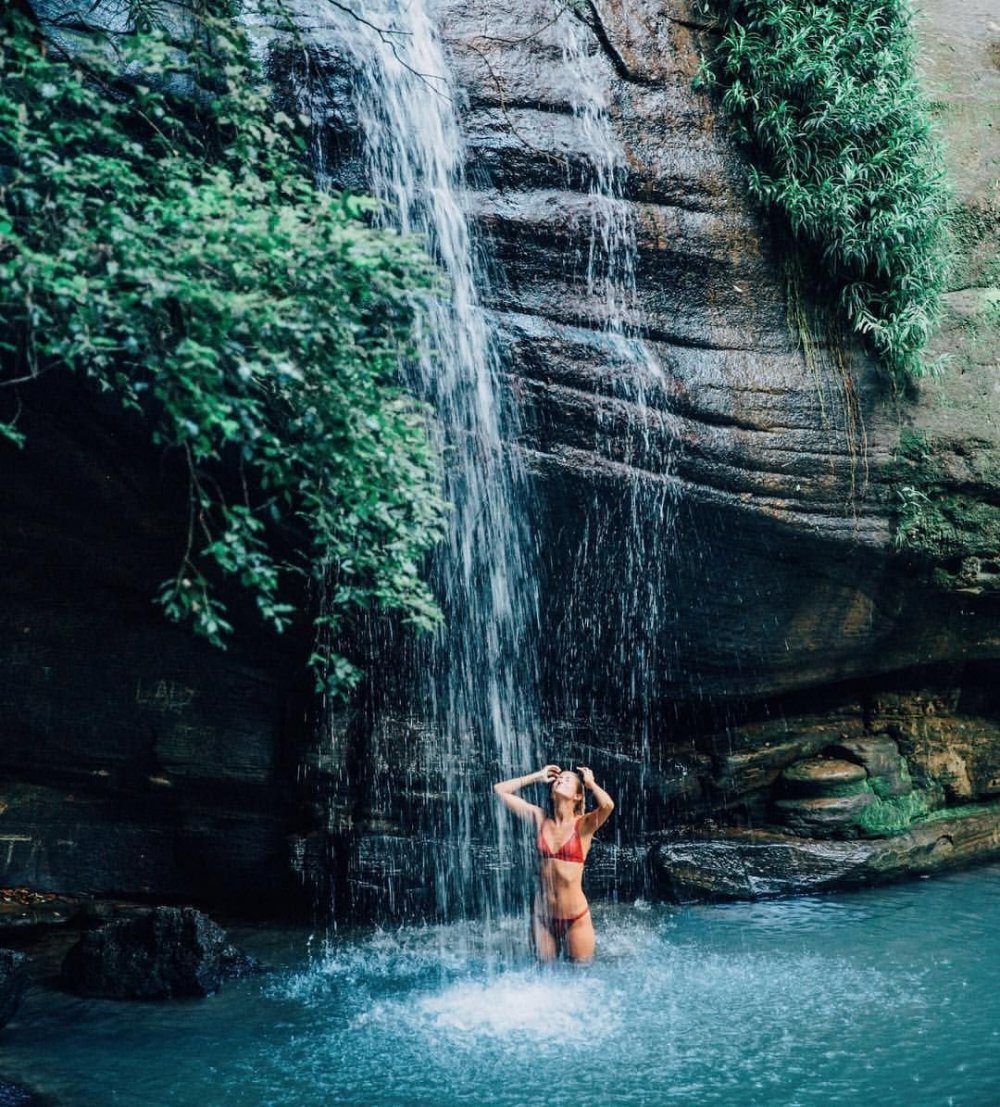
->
780, 758, 869, 798
829, 737, 913, 798
855, 790, 937, 839
774, 790, 875, 837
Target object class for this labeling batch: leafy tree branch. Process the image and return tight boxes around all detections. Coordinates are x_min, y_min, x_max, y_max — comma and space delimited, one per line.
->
0, 2, 448, 692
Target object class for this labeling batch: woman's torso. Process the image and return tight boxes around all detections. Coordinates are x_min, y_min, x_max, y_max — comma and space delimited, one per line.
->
535, 817, 589, 918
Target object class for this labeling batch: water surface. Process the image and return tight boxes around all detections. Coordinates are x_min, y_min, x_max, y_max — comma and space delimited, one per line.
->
4, 866, 998, 1105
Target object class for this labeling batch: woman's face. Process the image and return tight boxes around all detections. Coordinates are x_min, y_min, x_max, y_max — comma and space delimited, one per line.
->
552, 770, 582, 801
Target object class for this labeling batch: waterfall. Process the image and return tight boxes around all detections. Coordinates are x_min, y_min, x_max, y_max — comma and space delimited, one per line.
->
266, 0, 676, 922
284, 0, 543, 926
551, 2, 675, 863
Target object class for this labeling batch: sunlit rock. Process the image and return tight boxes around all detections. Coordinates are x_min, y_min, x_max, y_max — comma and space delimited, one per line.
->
827, 736, 914, 798
780, 758, 869, 796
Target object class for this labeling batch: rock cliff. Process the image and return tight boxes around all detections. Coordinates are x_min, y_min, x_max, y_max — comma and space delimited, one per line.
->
1, 0, 997, 912
306, 0, 1000, 903
429, 0, 1000, 709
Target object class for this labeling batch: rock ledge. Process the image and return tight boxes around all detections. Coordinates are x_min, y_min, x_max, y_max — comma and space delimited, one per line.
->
653, 805, 1000, 901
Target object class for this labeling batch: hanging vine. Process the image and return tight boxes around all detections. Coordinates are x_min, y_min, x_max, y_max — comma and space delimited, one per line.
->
0, 3, 447, 692
695, 0, 950, 382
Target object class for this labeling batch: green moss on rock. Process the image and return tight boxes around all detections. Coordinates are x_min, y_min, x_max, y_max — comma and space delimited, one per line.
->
890, 410, 1000, 585
855, 788, 935, 837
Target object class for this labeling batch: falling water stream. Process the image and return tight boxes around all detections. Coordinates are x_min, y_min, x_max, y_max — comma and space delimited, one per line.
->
318, 0, 543, 924
550, 4, 675, 852
293, 0, 678, 919
294, 0, 675, 925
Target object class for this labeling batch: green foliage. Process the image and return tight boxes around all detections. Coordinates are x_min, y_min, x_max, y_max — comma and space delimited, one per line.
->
891, 422, 1000, 570
893, 484, 935, 550
695, 0, 949, 380
0, 5, 446, 692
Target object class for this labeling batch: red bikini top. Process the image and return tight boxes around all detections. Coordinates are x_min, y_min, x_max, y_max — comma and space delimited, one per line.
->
537, 817, 585, 864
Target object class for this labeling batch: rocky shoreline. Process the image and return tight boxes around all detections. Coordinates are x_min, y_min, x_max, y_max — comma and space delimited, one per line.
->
654, 804, 1000, 901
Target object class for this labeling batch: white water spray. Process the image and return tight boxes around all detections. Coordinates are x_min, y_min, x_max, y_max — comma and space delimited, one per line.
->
552, 0, 675, 846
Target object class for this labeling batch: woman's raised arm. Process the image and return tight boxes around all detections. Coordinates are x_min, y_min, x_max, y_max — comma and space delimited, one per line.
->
492, 765, 559, 825
577, 765, 615, 834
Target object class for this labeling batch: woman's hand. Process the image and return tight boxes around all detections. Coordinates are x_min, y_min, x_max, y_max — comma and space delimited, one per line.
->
576, 765, 596, 788
538, 764, 561, 783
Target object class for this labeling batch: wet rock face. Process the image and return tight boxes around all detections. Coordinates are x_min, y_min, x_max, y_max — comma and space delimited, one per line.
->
699, 687, 999, 822
418, 0, 999, 711
0, 950, 29, 1029
61, 907, 255, 999
264, 4, 999, 895
652, 806, 1000, 901
645, 682, 1000, 898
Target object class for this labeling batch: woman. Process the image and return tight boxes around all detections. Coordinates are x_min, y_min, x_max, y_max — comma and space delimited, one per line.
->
493, 763, 614, 963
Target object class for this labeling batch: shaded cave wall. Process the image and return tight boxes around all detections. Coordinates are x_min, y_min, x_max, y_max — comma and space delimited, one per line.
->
0, 379, 318, 916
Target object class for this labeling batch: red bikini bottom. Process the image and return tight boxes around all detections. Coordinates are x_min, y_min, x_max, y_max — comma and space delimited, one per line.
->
536, 907, 590, 940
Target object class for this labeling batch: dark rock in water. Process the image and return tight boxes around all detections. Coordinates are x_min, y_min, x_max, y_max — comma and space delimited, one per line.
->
220, 943, 263, 981
652, 804, 1000, 900
0, 1081, 48, 1107
0, 950, 29, 1028
61, 906, 250, 999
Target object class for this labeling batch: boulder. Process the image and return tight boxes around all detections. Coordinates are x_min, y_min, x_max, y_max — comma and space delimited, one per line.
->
773, 756, 874, 835
773, 791, 876, 838
780, 758, 869, 797
827, 736, 913, 797
709, 737, 836, 801
0, 949, 29, 1028
0, 1082, 46, 1107
61, 906, 256, 999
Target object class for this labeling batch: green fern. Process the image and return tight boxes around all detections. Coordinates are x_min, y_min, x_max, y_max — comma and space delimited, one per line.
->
696, 0, 949, 380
